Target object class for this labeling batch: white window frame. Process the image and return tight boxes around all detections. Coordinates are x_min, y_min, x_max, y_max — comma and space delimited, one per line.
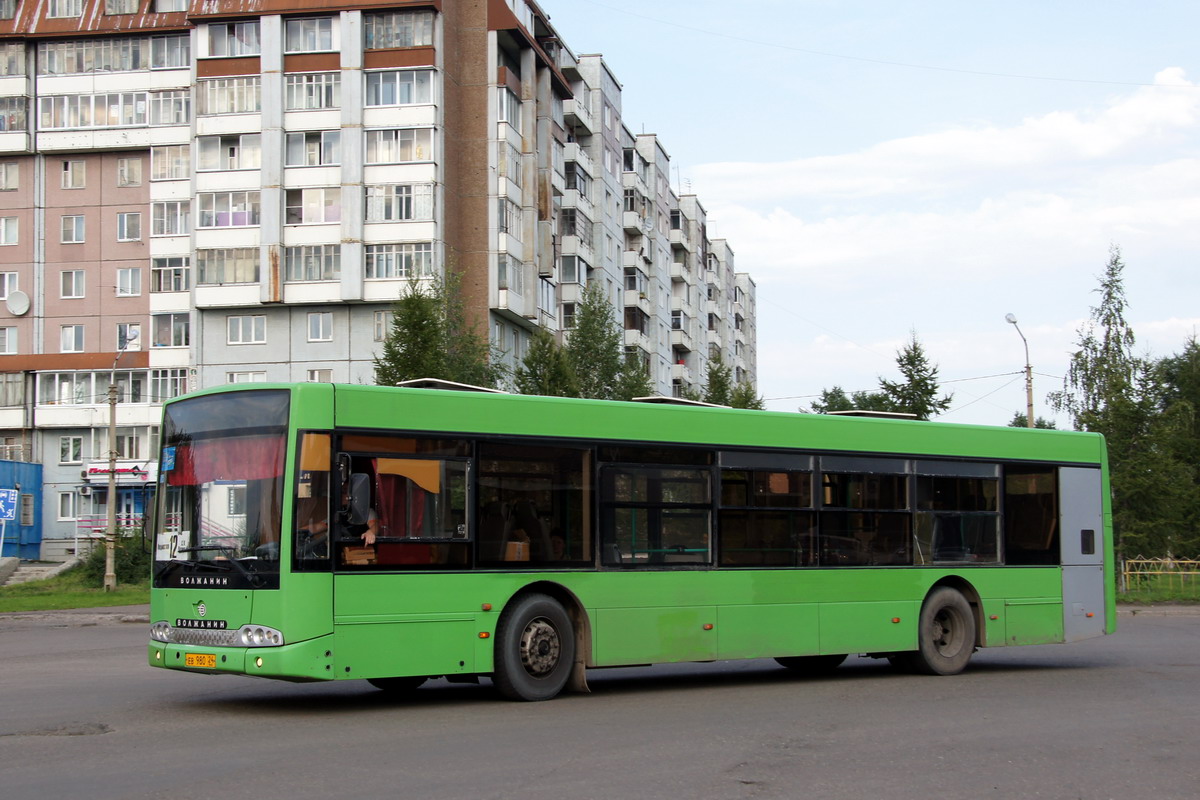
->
208, 22, 261, 58
116, 267, 142, 296
285, 130, 340, 166
61, 160, 85, 189
0, 326, 15, 354
227, 371, 266, 384
0, 216, 15, 245
0, 272, 17, 298
152, 201, 190, 236
116, 157, 142, 186
47, 0, 83, 19
151, 145, 189, 180
117, 212, 141, 242
61, 215, 85, 244
60, 324, 84, 352
306, 368, 333, 383
152, 312, 189, 348
58, 491, 77, 521
364, 128, 434, 164
373, 310, 389, 342
285, 73, 340, 111
151, 257, 189, 292
285, 188, 341, 225
365, 69, 434, 106
284, 245, 340, 282
197, 192, 260, 228
59, 435, 83, 464
365, 242, 434, 279
60, 270, 85, 299
307, 311, 333, 342
0, 162, 16, 190
197, 133, 261, 171
365, 183, 433, 222
285, 18, 334, 53
227, 315, 266, 345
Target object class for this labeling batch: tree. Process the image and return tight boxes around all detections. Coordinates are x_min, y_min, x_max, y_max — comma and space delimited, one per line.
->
702, 352, 734, 406
514, 328, 579, 397
730, 381, 766, 410
1007, 413, 1057, 429
613, 352, 654, 401
374, 272, 502, 389
566, 282, 624, 400
879, 332, 952, 419
808, 386, 889, 414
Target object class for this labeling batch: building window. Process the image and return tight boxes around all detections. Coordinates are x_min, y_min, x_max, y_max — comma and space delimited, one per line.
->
365, 242, 434, 278
117, 322, 141, 350
364, 10, 434, 49
285, 130, 339, 166
0, 326, 15, 354
284, 245, 339, 281
497, 254, 524, 295
61, 270, 85, 298
58, 492, 77, 521
497, 197, 522, 235
0, 162, 16, 190
227, 315, 266, 345
152, 201, 190, 236
151, 368, 188, 402
197, 192, 261, 227
307, 312, 333, 342
227, 371, 265, 383
285, 188, 340, 224
0, 272, 15, 298
365, 70, 433, 106
0, 2, 16, 22
116, 267, 142, 296
365, 128, 433, 164
285, 73, 340, 110
196, 248, 258, 285
153, 0, 186, 11
285, 18, 334, 53
116, 157, 142, 186
497, 88, 521, 126
47, 0, 83, 18
151, 34, 190, 68
306, 369, 332, 382
117, 212, 141, 242
208, 22, 260, 57
562, 302, 577, 330
151, 257, 190, 292
197, 77, 261, 115
104, 0, 138, 15
197, 133, 261, 170
152, 312, 189, 347
61, 160, 85, 189
366, 184, 433, 222
60, 324, 84, 352
0, 218, 15, 245
59, 436, 83, 464
151, 145, 189, 180
0, 96, 25, 131
61, 216, 85, 243
39, 94, 147, 129
113, 429, 141, 458
150, 89, 190, 125
373, 310, 389, 341
39, 38, 146, 75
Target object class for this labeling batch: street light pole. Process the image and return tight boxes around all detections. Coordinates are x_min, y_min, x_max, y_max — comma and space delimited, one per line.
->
104, 329, 139, 592
1005, 313, 1034, 429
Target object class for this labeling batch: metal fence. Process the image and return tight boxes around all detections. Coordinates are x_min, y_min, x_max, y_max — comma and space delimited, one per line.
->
1120, 557, 1200, 601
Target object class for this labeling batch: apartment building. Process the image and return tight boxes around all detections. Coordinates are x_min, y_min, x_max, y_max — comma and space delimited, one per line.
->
0, 0, 756, 558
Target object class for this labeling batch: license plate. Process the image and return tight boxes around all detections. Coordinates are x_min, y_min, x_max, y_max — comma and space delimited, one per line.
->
185, 653, 217, 669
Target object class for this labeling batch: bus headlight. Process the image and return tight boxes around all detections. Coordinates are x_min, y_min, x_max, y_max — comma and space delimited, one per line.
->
237, 625, 284, 647
150, 621, 172, 642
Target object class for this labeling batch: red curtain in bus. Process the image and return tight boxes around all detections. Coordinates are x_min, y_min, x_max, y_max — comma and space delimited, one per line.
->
167, 435, 285, 486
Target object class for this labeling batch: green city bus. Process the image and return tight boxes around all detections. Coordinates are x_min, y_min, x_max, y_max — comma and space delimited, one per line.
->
148, 383, 1114, 701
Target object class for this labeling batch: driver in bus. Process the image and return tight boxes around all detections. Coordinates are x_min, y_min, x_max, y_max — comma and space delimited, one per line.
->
296, 494, 330, 558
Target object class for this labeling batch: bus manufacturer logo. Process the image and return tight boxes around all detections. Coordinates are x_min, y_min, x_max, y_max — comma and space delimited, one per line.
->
175, 618, 228, 629
180, 576, 230, 587
196, 602, 207, 617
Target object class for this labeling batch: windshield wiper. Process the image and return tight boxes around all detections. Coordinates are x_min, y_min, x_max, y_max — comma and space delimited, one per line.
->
178, 545, 265, 588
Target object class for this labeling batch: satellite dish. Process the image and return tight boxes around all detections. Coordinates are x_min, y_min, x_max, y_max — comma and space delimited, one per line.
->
5, 290, 29, 316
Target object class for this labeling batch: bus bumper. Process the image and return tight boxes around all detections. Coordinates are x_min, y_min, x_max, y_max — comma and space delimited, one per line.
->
148, 634, 336, 682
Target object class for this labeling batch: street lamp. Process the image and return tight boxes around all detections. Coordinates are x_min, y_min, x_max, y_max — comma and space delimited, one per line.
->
104, 328, 139, 591
1005, 313, 1034, 429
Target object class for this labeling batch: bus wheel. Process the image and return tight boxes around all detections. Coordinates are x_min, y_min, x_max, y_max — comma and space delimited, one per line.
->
493, 593, 575, 702
775, 654, 847, 675
906, 587, 976, 675
367, 676, 427, 692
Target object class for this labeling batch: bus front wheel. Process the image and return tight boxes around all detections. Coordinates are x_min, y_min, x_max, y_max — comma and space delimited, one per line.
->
493, 593, 575, 701
897, 587, 976, 675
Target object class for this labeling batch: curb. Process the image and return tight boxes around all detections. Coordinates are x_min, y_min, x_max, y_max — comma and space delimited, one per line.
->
0, 603, 150, 628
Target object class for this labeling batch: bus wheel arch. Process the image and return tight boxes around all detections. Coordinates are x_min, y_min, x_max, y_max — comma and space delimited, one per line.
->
492, 584, 589, 701
928, 576, 985, 648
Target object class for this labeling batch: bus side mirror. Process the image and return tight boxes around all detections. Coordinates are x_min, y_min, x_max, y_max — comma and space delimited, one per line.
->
345, 473, 371, 526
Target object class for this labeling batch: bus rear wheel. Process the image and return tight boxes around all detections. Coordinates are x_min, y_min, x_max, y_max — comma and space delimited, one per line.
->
898, 587, 976, 675
775, 654, 847, 675
493, 593, 575, 702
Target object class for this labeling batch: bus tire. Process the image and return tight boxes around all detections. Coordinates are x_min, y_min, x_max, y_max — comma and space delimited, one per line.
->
367, 676, 427, 692
493, 593, 575, 702
775, 654, 847, 675
906, 587, 976, 675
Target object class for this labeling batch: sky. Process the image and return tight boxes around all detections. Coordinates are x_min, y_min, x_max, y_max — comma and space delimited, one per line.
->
544, 0, 1200, 426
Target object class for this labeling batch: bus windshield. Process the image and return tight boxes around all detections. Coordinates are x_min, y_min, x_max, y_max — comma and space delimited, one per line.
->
153, 390, 289, 588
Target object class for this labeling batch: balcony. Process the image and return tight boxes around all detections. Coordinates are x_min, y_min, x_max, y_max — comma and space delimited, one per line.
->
670, 227, 692, 252
563, 97, 594, 135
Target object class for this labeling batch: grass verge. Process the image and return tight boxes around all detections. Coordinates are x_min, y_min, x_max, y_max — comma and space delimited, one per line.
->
0, 568, 149, 612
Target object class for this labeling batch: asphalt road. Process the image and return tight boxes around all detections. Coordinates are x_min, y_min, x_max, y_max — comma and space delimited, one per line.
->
0, 606, 1197, 800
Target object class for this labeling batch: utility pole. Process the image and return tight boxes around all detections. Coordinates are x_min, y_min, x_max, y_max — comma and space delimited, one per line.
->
104, 329, 138, 591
